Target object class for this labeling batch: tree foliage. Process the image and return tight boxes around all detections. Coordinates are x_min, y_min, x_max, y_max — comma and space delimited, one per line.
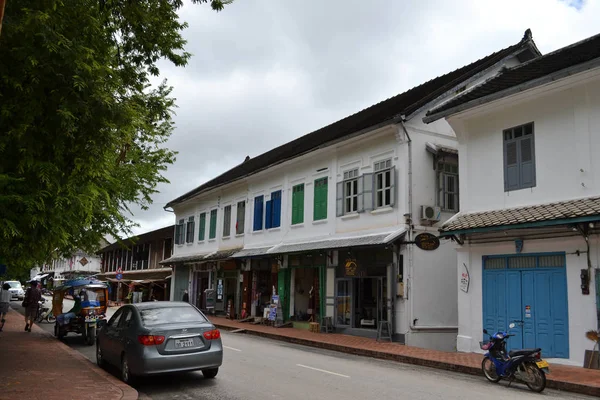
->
0, 0, 229, 272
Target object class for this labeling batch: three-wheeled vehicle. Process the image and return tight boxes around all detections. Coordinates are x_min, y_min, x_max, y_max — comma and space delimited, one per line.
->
52, 278, 109, 345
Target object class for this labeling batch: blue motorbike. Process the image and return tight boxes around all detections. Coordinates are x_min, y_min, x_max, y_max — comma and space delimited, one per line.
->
480, 321, 549, 392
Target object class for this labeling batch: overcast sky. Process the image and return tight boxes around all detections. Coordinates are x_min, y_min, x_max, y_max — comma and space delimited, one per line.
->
125, 0, 598, 237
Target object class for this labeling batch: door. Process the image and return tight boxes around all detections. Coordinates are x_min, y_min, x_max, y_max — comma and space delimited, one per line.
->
482, 254, 569, 358
277, 268, 291, 321
173, 266, 189, 301
335, 279, 352, 326
102, 308, 124, 364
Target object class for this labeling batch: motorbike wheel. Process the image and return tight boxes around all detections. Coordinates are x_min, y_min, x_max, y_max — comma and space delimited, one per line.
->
481, 356, 501, 383
524, 362, 546, 393
47, 313, 56, 324
87, 327, 96, 346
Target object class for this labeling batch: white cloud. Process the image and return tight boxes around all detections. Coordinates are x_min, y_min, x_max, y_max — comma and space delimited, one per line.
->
126, 0, 600, 235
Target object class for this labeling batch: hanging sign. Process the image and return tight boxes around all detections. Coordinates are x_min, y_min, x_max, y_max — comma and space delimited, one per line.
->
216, 279, 223, 301
525, 305, 531, 319
460, 263, 470, 293
414, 233, 440, 251
344, 259, 359, 277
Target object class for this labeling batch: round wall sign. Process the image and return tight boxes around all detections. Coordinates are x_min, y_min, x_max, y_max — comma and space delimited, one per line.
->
414, 232, 441, 251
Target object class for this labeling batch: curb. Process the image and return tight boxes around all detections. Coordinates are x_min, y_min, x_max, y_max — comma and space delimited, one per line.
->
213, 323, 600, 397
14, 310, 139, 400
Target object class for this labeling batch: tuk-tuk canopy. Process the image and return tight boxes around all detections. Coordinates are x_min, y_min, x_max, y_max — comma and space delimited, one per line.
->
55, 278, 108, 291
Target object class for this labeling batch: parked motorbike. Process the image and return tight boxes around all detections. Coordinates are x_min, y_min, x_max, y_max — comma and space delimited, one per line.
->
35, 299, 56, 324
480, 321, 549, 392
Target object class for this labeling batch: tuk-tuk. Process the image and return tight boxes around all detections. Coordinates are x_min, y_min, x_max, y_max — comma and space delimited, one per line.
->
52, 278, 109, 345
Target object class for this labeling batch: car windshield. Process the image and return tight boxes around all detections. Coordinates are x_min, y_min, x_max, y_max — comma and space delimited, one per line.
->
139, 306, 207, 327
7, 282, 21, 289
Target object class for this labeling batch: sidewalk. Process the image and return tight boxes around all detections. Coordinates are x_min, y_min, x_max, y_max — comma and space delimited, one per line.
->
209, 316, 600, 397
0, 309, 138, 400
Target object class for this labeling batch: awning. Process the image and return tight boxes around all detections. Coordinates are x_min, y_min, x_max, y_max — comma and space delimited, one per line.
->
160, 253, 210, 265
231, 247, 273, 258
441, 195, 600, 236
31, 273, 49, 281
425, 142, 458, 156
267, 228, 407, 255
96, 267, 172, 281
203, 248, 242, 262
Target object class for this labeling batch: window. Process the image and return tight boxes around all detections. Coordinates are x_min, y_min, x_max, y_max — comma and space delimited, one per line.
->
343, 168, 359, 213
374, 159, 393, 208
175, 219, 185, 245
209, 209, 217, 239
108, 309, 124, 327
185, 216, 195, 243
223, 205, 232, 237
437, 160, 459, 212
313, 178, 328, 221
139, 306, 207, 327
265, 190, 282, 229
291, 184, 305, 225
503, 122, 536, 191
253, 195, 264, 231
236, 201, 245, 235
198, 212, 206, 241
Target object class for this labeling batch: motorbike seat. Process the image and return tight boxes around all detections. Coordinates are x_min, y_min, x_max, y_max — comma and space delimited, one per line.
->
509, 348, 541, 357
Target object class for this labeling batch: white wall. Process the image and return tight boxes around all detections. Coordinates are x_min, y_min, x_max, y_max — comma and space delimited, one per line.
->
451, 73, 600, 212
456, 236, 598, 365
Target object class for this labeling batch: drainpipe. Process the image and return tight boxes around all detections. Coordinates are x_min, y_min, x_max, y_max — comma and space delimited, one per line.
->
399, 119, 458, 332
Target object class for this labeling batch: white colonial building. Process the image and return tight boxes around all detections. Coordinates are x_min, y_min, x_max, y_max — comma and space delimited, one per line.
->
163, 30, 540, 351
35, 247, 105, 287
425, 31, 600, 365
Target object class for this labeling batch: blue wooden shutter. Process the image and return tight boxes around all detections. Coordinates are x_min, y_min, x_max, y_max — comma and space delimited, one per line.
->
362, 173, 373, 211
336, 181, 343, 217
265, 200, 273, 229
272, 191, 281, 228
504, 140, 519, 191
519, 136, 535, 188
253, 196, 263, 231
389, 167, 396, 207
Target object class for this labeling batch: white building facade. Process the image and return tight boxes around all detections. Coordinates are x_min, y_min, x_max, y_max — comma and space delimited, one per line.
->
425, 32, 600, 364
164, 31, 540, 352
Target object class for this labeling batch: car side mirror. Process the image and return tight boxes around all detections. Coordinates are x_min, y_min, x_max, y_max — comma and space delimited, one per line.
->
98, 319, 107, 329
483, 329, 488, 334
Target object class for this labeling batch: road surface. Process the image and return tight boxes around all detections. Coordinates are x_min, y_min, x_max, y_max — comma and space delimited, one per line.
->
10, 300, 594, 400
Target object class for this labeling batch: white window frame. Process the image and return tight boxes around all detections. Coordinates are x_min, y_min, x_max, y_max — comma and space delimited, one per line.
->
374, 159, 392, 209
343, 168, 359, 214
437, 159, 459, 212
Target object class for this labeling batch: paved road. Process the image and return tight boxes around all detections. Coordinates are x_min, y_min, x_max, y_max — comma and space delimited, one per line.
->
10, 300, 594, 400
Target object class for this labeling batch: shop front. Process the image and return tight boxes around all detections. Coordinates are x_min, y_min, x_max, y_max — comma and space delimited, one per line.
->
286, 253, 326, 329
192, 262, 215, 312
247, 257, 279, 319
215, 260, 241, 318
334, 247, 392, 338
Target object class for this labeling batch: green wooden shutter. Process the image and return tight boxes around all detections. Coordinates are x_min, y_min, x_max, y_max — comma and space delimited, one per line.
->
198, 213, 206, 241
292, 184, 304, 225
314, 178, 328, 221
209, 209, 217, 239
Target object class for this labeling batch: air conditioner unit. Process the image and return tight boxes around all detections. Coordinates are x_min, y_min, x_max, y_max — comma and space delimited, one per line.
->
421, 205, 441, 222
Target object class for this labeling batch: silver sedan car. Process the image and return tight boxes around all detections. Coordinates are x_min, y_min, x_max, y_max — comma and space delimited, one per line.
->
96, 301, 223, 384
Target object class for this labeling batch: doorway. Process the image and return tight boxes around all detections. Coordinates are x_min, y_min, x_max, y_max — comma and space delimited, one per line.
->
335, 277, 386, 330
482, 254, 569, 358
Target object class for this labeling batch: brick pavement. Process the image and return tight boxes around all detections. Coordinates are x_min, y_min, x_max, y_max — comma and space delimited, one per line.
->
0, 309, 138, 400
209, 316, 600, 397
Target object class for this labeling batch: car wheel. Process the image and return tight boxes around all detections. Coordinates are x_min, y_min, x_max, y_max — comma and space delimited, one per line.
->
121, 354, 135, 385
96, 341, 106, 368
202, 368, 219, 379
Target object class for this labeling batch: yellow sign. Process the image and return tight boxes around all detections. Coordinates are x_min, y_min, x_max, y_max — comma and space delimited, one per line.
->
344, 259, 358, 276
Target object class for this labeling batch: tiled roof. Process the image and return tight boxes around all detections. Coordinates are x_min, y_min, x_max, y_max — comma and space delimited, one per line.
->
160, 253, 210, 265
441, 196, 600, 233
267, 228, 407, 254
166, 31, 538, 207
427, 31, 600, 119
231, 247, 273, 258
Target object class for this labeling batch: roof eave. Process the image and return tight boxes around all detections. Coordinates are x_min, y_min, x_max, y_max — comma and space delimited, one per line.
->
424, 56, 600, 124
440, 214, 600, 237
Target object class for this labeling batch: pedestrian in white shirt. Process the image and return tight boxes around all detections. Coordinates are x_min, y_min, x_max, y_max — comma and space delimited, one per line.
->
0, 283, 11, 331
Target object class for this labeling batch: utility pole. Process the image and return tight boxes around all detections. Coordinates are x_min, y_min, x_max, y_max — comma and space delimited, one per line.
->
0, 0, 6, 38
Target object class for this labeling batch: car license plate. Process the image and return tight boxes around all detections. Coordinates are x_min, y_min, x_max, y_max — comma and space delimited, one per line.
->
536, 360, 549, 369
175, 338, 195, 348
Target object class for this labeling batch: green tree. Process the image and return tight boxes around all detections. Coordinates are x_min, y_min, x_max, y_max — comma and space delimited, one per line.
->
0, 0, 231, 272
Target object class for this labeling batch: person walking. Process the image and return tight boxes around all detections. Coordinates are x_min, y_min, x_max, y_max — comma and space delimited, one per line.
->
23, 280, 41, 332
0, 283, 11, 332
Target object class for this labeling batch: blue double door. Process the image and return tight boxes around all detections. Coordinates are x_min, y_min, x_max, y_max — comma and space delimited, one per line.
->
482, 253, 569, 358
